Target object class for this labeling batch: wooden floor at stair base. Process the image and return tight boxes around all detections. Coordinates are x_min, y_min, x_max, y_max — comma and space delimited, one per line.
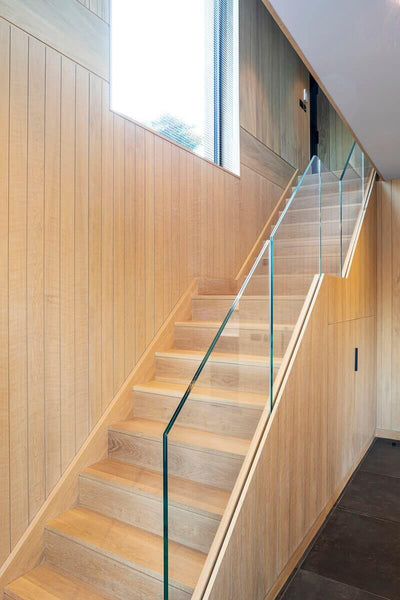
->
79, 460, 226, 554
44, 507, 205, 600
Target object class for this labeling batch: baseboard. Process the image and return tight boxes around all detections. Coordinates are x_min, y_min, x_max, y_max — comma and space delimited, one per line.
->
264, 434, 375, 600
0, 278, 198, 594
376, 428, 400, 441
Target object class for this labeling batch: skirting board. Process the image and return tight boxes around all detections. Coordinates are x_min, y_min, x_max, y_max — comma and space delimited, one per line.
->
376, 429, 400, 441
264, 434, 375, 600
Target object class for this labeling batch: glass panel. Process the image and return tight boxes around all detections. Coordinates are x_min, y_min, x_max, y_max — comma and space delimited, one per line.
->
162, 146, 373, 597
319, 162, 340, 275
269, 156, 321, 398
163, 240, 271, 598
340, 143, 364, 269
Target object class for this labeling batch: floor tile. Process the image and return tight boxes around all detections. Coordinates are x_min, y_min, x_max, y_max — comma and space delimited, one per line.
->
339, 470, 400, 523
280, 570, 387, 600
302, 508, 400, 599
360, 438, 400, 479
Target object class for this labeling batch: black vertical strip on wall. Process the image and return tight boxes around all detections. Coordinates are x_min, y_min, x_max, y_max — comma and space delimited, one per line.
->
355, 347, 359, 372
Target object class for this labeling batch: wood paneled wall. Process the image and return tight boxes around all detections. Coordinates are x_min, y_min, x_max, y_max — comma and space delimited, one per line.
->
203, 189, 377, 600
0, 16, 285, 567
377, 179, 400, 436
0, 0, 314, 569
240, 0, 310, 171
0, 0, 109, 79
317, 88, 354, 172
77, 0, 109, 23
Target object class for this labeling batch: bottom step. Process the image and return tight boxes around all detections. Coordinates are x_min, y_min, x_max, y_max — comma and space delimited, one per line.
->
45, 506, 206, 599
5, 563, 114, 600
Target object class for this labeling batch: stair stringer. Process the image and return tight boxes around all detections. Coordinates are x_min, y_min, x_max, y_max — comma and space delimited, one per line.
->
193, 182, 377, 600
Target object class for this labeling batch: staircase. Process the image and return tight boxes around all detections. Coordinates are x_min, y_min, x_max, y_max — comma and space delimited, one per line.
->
4, 152, 372, 600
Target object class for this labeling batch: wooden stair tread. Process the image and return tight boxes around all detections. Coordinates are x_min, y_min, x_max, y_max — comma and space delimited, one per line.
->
110, 417, 251, 457
155, 348, 280, 366
82, 458, 230, 517
5, 564, 114, 600
133, 380, 267, 408
47, 507, 206, 591
174, 320, 295, 331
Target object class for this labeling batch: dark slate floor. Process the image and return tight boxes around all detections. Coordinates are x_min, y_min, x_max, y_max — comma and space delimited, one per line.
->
277, 438, 400, 600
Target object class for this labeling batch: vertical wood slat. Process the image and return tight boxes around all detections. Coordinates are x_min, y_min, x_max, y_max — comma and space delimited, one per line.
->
88, 73, 102, 428
162, 140, 172, 318
145, 131, 155, 345
101, 80, 114, 412
154, 136, 164, 332
0, 18, 10, 564
170, 145, 180, 305
75, 65, 89, 451
135, 126, 145, 362
113, 115, 125, 391
124, 121, 136, 374
44, 46, 61, 497
390, 180, 400, 430
27, 36, 45, 520
9, 25, 28, 549
377, 182, 392, 430
60, 56, 76, 473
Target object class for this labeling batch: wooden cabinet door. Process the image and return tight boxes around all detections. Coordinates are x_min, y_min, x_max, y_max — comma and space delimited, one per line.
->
354, 316, 377, 459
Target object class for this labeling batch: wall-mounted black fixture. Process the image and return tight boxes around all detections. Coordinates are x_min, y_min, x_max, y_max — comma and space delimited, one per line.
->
299, 98, 307, 112
354, 347, 359, 372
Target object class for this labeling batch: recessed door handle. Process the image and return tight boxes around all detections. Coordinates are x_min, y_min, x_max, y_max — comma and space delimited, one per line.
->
354, 347, 358, 372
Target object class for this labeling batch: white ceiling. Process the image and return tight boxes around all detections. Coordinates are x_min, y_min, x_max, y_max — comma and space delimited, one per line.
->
266, 0, 400, 180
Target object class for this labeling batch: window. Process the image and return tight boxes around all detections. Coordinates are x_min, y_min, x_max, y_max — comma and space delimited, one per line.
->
111, 0, 239, 174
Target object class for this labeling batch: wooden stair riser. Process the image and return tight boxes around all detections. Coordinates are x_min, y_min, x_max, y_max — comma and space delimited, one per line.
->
44, 529, 189, 600
292, 178, 361, 198
155, 355, 273, 394
277, 217, 355, 239
132, 389, 263, 439
79, 474, 219, 554
271, 237, 350, 257
192, 296, 305, 324
297, 171, 358, 185
279, 202, 360, 225
244, 274, 313, 295
174, 323, 293, 356
108, 429, 244, 490
254, 253, 340, 275
287, 189, 360, 209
